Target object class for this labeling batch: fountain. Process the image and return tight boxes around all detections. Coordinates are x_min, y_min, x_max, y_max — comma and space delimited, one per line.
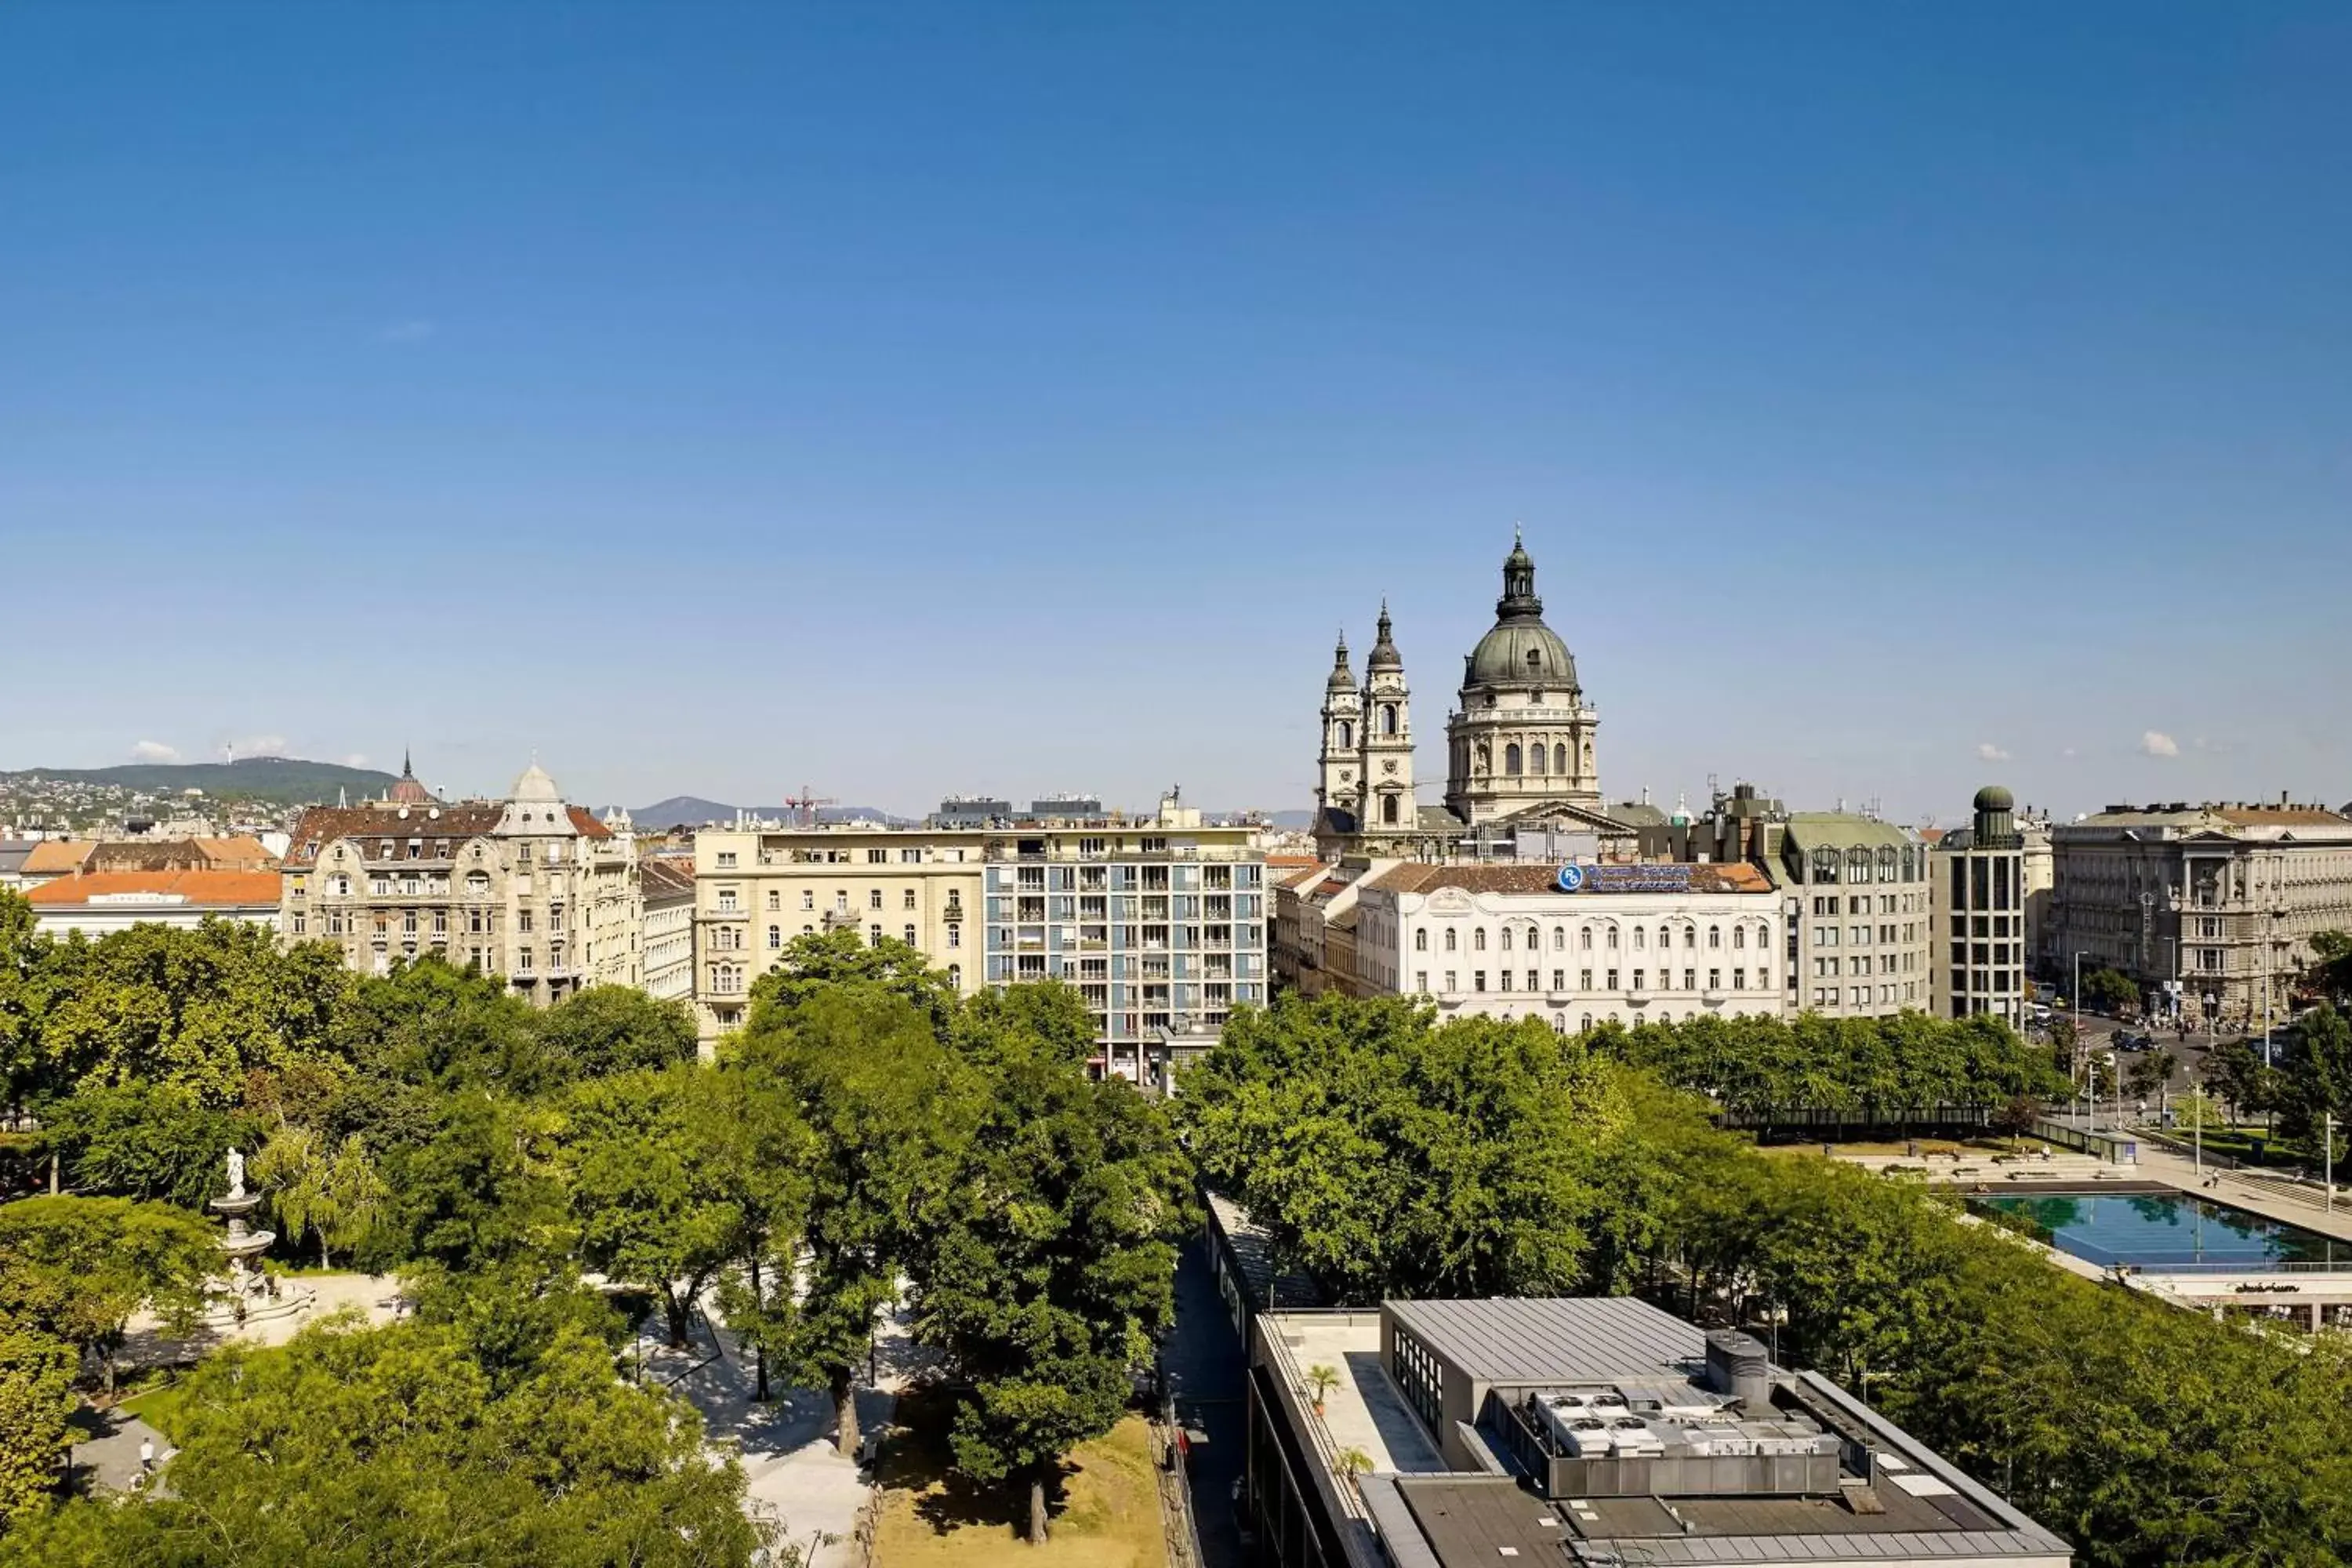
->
201, 1148, 310, 1330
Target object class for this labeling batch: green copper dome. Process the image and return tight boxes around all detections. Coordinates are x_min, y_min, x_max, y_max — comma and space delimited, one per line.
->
1973, 784, 2015, 812
1464, 531, 1577, 690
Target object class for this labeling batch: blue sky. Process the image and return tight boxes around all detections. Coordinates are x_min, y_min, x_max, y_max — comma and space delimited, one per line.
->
4, 4, 2347, 822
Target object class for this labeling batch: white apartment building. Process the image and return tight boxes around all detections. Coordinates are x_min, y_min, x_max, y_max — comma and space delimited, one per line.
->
1352, 861, 1784, 1031
1777, 814, 1935, 1018
639, 856, 695, 1004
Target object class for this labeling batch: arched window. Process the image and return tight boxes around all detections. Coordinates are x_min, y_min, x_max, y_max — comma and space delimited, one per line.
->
903, 924, 917, 945
1733, 924, 1747, 949
1499, 927, 1513, 952
1812, 848, 1839, 884
1530, 742, 1548, 775
768, 925, 781, 949
1473, 929, 1488, 951
1847, 848, 1871, 883
1552, 925, 1566, 951
1682, 925, 1696, 949
1658, 926, 1672, 951
1580, 1013, 1594, 1034
1708, 925, 1722, 949
1878, 847, 1899, 883
328, 874, 350, 896
1336, 720, 1353, 749
1381, 794, 1399, 825
1901, 846, 1918, 880
1555, 743, 1570, 775
1579, 925, 1593, 950
1444, 927, 1457, 952
1414, 929, 1428, 952
1504, 743, 1523, 776
1606, 926, 1619, 950
1633, 927, 1646, 951
1381, 704, 1397, 735
946, 964, 961, 989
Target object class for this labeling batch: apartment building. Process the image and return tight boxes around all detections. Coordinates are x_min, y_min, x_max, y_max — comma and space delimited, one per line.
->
689, 793, 1266, 1080
1778, 813, 1935, 1018
281, 760, 644, 1004
639, 855, 695, 1004
2050, 797, 2352, 1029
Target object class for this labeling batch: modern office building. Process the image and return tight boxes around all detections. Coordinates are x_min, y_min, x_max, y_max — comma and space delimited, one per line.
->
1351, 862, 1784, 1029
2049, 797, 2352, 1029
1930, 786, 2031, 1029
281, 759, 644, 1004
688, 791, 1265, 1078
1779, 813, 1935, 1018
1245, 1295, 2071, 1568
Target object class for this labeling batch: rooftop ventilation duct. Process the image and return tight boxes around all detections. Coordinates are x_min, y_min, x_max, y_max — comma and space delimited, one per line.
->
1704, 1330, 1772, 1412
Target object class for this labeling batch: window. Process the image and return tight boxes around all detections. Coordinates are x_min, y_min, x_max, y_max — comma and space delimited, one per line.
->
1444, 970, 1457, 991
1381, 703, 1398, 735
1552, 969, 1564, 991
1733, 925, 1747, 949
869, 889, 884, 910
1708, 925, 1721, 949
1500, 971, 1512, 992
1444, 928, 1457, 952
947, 924, 960, 948
717, 851, 737, 869
1526, 970, 1538, 993
1530, 742, 1547, 774
717, 888, 739, 913
1606, 926, 1619, 949
291, 913, 307, 935
801, 890, 815, 910
1633, 927, 1646, 951
867, 849, 887, 864
1416, 970, 1429, 993
519, 910, 534, 934
1414, 929, 1428, 952
1499, 927, 1512, 952
1580, 926, 1592, 950
1504, 743, 1522, 775
1336, 719, 1353, 749
1552, 925, 1564, 950
903, 889, 916, 909
1606, 968, 1621, 989
1581, 967, 1593, 989
768, 925, 781, 949
432, 910, 447, 935
1709, 968, 1722, 989
1878, 847, 1899, 883
1472, 971, 1486, 992
1682, 969, 1696, 990
765, 889, 779, 911
1632, 969, 1646, 992
1734, 968, 1747, 989
868, 924, 883, 946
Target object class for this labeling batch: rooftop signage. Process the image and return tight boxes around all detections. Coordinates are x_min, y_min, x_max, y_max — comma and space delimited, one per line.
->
1556, 863, 1696, 895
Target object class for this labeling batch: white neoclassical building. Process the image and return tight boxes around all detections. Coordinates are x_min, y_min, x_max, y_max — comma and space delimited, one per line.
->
1352, 861, 1786, 1031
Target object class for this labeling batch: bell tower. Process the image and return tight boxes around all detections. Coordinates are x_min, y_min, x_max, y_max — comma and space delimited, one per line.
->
1359, 601, 1414, 830
1316, 632, 1364, 819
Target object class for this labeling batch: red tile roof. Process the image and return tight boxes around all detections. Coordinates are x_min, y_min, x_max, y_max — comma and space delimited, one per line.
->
26, 869, 283, 907
283, 804, 508, 869
568, 806, 614, 840
20, 841, 90, 876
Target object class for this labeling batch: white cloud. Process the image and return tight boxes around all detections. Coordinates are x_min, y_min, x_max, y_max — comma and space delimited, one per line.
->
129, 740, 180, 763
1975, 742, 2011, 763
2062, 747, 2078, 758
229, 734, 290, 757
2140, 731, 2180, 759
343, 753, 372, 768
378, 318, 437, 343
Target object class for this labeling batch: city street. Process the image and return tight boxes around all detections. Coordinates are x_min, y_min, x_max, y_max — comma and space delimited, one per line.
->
1163, 1236, 1247, 1568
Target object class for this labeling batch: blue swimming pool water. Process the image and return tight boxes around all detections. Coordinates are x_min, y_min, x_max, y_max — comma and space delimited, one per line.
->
1969, 1192, 2347, 1269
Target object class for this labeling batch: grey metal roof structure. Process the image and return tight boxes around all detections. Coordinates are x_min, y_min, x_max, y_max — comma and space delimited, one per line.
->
1386, 1296, 1704, 1384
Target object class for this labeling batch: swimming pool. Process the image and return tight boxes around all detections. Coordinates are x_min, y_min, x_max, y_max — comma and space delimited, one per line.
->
1969, 1191, 2349, 1270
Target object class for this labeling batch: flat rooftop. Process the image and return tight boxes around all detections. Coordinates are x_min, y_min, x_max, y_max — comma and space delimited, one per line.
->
1265, 1314, 1444, 1480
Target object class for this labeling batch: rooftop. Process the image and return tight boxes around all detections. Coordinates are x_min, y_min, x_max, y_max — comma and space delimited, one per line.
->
1370, 862, 1774, 897
24, 869, 283, 908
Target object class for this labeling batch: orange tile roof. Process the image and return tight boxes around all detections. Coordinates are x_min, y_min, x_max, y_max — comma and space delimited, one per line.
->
1267, 853, 1324, 868
25, 869, 284, 907
568, 806, 615, 840
20, 841, 91, 875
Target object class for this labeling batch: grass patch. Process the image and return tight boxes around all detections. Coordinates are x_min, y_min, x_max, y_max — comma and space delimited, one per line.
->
872, 1388, 1169, 1568
115, 1377, 194, 1443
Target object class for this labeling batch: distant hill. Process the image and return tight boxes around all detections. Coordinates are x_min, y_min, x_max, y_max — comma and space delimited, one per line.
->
1265, 810, 1316, 829
3, 756, 400, 806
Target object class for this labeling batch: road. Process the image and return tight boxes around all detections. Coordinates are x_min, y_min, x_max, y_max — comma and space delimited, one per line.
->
1163, 1234, 1247, 1568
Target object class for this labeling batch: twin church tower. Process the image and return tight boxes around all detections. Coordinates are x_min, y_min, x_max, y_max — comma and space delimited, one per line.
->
1315, 532, 1608, 854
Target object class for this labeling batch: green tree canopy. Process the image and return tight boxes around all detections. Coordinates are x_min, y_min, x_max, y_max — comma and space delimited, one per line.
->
0, 1196, 216, 1392
747, 929, 955, 1029
564, 1065, 744, 1348
533, 985, 699, 1080
34, 1081, 251, 1209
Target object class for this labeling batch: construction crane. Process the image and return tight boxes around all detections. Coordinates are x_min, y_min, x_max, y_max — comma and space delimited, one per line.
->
782, 785, 837, 829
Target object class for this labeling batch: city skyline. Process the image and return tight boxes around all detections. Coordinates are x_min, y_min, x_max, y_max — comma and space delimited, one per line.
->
5, 5, 2347, 819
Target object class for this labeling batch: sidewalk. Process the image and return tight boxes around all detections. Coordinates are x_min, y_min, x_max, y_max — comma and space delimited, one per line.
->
2131, 1139, 2352, 1243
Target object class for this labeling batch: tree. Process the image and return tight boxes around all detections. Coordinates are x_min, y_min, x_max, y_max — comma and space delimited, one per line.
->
532, 985, 697, 1080
911, 1021, 1190, 1544
2082, 966, 2138, 1015
0, 1196, 215, 1392
699, 1057, 815, 1403
748, 929, 955, 1029
0, 1326, 74, 1526
0, 891, 56, 1110
1992, 1094, 2040, 1151
390, 1094, 568, 1276
252, 1127, 388, 1269
2307, 930, 2352, 1003
2277, 1004, 2352, 1148
2125, 1049, 2176, 1107
34, 1081, 251, 1209
0, 1312, 775, 1566
565, 1065, 743, 1349
328, 956, 557, 1098
740, 985, 969, 1458
1305, 1363, 1340, 1414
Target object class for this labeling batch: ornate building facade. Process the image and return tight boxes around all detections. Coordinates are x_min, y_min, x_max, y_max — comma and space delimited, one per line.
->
1313, 532, 1628, 859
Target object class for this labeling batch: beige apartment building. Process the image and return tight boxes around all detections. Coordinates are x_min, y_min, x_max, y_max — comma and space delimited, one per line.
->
640, 856, 696, 1004
2050, 797, 2352, 1029
689, 795, 1267, 1077
1929, 786, 2030, 1029
1778, 813, 1936, 1018
282, 760, 644, 1004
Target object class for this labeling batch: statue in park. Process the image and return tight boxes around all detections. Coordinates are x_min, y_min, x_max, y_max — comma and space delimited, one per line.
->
227, 1145, 245, 1200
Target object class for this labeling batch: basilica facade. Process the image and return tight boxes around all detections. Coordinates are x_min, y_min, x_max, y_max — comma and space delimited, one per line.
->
1313, 533, 1632, 859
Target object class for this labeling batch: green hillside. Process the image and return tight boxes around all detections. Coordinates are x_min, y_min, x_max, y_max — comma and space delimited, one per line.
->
2, 756, 400, 805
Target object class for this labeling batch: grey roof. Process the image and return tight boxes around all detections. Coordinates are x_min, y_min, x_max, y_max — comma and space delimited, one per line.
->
1385, 1296, 1704, 1384
1205, 1191, 1323, 1314
1780, 813, 1914, 852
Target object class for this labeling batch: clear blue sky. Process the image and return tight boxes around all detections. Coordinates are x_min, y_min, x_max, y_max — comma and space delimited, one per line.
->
5, 4, 2347, 822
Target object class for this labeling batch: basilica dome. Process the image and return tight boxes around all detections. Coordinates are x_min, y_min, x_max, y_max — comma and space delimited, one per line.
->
1464, 535, 1577, 691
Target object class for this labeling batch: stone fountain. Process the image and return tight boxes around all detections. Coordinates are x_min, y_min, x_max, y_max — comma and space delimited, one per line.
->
199, 1147, 310, 1330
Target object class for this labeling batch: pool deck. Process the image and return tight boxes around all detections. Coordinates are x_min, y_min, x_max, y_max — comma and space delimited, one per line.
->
2130, 1141, 2352, 1246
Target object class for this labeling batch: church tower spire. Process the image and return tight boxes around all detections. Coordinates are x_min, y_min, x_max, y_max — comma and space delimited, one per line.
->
1315, 631, 1364, 821
1359, 599, 1414, 829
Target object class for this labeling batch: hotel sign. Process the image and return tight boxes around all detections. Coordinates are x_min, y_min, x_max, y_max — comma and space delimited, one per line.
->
1556, 864, 1695, 895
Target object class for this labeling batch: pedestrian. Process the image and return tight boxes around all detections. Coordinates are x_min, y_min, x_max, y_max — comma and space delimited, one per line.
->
139, 1437, 154, 1473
